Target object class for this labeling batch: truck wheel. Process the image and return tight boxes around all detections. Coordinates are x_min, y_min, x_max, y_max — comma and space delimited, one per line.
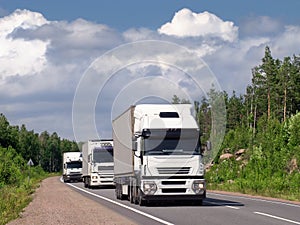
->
115, 184, 121, 199
130, 186, 135, 203
88, 177, 91, 188
133, 186, 138, 204
83, 178, 87, 188
138, 189, 147, 206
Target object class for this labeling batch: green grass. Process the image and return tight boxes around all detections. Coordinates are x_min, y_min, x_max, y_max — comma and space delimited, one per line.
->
0, 173, 58, 225
206, 175, 300, 202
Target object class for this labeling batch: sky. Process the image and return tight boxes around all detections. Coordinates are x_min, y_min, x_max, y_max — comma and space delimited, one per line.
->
1, 0, 300, 142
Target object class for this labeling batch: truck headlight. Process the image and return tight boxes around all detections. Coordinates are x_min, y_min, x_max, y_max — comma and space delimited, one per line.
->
192, 180, 205, 194
143, 182, 157, 195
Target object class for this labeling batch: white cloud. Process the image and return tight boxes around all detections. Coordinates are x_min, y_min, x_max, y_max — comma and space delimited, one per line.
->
1, 8, 300, 140
270, 25, 300, 58
0, 9, 49, 78
158, 8, 238, 42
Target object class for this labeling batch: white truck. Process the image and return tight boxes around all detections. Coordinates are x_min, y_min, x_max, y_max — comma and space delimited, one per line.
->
82, 139, 114, 188
62, 152, 82, 182
113, 104, 208, 206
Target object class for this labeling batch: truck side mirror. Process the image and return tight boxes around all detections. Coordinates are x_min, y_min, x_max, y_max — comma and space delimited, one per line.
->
141, 129, 151, 138
132, 141, 137, 152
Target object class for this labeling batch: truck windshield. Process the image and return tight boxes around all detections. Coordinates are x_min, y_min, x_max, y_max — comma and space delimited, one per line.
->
66, 161, 82, 169
93, 146, 114, 163
144, 129, 200, 156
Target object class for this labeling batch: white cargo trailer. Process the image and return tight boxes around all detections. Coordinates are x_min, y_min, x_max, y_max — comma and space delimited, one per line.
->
62, 152, 82, 182
113, 104, 208, 206
82, 139, 114, 188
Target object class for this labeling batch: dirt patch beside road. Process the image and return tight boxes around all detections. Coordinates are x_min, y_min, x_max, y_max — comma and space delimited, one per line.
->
7, 176, 136, 225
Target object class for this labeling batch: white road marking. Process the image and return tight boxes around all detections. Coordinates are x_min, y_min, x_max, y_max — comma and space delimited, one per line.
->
66, 182, 174, 225
254, 211, 300, 225
209, 192, 300, 208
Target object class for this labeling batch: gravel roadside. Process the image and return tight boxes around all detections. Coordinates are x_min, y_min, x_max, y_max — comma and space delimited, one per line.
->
7, 176, 137, 225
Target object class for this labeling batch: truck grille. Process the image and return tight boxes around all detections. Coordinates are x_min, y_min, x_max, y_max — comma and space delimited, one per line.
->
69, 172, 81, 175
157, 167, 190, 175
98, 166, 114, 171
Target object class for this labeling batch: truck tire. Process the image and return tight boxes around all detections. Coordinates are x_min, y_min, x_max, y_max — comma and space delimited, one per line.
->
83, 178, 88, 188
115, 183, 121, 199
87, 177, 91, 188
130, 186, 138, 204
130, 186, 134, 203
138, 189, 147, 206
116, 183, 126, 200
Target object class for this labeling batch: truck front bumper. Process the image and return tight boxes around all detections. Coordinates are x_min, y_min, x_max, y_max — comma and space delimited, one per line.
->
141, 192, 206, 202
140, 177, 206, 198
63, 174, 82, 182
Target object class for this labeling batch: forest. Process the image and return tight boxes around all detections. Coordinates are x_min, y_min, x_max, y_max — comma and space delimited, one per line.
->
194, 46, 300, 200
0, 45, 299, 223
0, 115, 79, 224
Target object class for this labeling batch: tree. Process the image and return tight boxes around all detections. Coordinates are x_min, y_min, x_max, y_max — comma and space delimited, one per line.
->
278, 57, 292, 121
172, 95, 181, 104
171, 95, 190, 104
17, 125, 40, 164
39, 131, 50, 171
226, 91, 244, 130
260, 46, 278, 120
290, 55, 300, 114
0, 113, 10, 148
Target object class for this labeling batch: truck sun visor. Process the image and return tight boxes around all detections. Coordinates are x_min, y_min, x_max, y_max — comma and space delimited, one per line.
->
159, 112, 179, 118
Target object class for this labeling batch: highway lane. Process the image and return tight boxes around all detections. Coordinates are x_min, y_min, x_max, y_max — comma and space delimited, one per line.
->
65, 180, 300, 225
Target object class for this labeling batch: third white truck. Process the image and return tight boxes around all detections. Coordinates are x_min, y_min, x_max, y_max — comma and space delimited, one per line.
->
112, 104, 209, 206
82, 139, 114, 188
62, 151, 82, 182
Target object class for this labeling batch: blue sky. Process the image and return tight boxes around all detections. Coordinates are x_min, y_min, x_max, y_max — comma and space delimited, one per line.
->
1, 1, 300, 141
1, 0, 300, 31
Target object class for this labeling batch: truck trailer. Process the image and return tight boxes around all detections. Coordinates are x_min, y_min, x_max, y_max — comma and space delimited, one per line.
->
112, 104, 208, 206
62, 152, 82, 182
82, 139, 114, 188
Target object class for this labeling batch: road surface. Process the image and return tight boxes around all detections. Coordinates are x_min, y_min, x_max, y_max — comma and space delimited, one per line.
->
65, 179, 300, 225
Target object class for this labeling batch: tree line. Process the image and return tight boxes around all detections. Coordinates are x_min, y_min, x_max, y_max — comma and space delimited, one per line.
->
0, 114, 79, 174
195, 46, 300, 137
196, 46, 300, 200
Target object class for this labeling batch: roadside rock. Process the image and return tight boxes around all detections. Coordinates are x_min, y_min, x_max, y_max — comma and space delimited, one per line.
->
7, 176, 136, 225
219, 153, 234, 160
235, 149, 246, 156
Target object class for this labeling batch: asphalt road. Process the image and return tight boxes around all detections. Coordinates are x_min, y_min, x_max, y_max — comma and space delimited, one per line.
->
65, 180, 300, 225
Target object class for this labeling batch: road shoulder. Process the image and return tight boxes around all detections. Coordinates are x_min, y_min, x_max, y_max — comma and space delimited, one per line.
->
7, 176, 136, 225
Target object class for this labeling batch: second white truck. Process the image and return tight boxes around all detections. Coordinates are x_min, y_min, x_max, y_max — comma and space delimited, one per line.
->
82, 139, 114, 188
62, 152, 82, 182
113, 104, 208, 206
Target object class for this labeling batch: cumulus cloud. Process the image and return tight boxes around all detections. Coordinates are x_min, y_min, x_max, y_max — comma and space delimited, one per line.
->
158, 8, 238, 42
0, 9, 49, 79
1, 8, 300, 140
